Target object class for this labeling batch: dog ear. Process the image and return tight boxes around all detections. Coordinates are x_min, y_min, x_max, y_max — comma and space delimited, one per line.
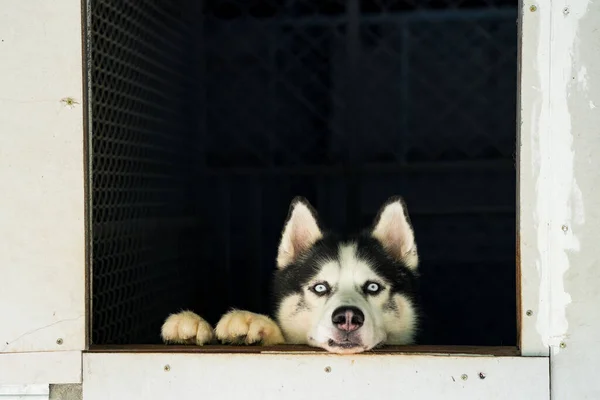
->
371, 196, 419, 270
277, 197, 323, 269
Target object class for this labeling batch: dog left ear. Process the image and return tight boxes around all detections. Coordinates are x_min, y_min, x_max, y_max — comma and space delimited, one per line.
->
371, 196, 419, 270
276, 197, 323, 269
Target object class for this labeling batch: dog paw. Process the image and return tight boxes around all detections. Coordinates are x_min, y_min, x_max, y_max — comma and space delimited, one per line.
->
161, 311, 214, 345
215, 310, 285, 346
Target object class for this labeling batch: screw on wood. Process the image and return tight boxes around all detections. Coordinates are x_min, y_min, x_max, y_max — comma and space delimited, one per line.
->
560, 342, 567, 349
526, 310, 533, 316
164, 364, 171, 372
530, 5, 537, 12
324, 366, 332, 373
56, 338, 63, 345
479, 372, 486, 380
461, 374, 468, 381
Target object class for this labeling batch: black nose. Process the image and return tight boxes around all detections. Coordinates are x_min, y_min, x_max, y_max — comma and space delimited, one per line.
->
331, 306, 365, 332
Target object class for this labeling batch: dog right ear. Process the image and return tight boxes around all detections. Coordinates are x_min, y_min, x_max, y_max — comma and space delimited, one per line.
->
371, 196, 419, 270
276, 197, 323, 269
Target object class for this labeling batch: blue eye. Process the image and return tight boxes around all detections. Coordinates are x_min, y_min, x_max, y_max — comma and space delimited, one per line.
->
364, 282, 382, 294
314, 284, 327, 293
311, 282, 330, 295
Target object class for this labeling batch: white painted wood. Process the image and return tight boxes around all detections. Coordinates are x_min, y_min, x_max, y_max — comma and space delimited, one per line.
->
83, 353, 549, 400
0, 1, 86, 352
0, 384, 49, 400
517, 1, 551, 357
0, 352, 81, 385
544, 0, 600, 399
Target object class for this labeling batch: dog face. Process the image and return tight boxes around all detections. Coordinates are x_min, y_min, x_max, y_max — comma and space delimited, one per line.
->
273, 196, 420, 354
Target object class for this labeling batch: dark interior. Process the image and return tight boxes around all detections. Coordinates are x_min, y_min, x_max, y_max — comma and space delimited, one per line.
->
88, 0, 518, 348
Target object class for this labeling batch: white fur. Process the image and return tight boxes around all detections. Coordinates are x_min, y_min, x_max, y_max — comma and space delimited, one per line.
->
162, 309, 286, 346
161, 310, 214, 345
372, 200, 419, 270
161, 197, 419, 354
277, 243, 418, 354
277, 294, 314, 344
382, 294, 418, 344
276, 201, 322, 269
215, 310, 285, 345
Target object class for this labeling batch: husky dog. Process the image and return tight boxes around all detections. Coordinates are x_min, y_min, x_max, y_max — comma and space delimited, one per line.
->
161, 196, 421, 354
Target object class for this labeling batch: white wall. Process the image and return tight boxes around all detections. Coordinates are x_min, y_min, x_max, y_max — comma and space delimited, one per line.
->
2, 0, 600, 398
83, 353, 550, 400
0, 1, 86, 354
545, 0, 600, 398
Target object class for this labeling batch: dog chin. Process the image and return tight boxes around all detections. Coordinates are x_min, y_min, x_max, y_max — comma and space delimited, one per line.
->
309, 337, 379, 354
325, 339, 369, 354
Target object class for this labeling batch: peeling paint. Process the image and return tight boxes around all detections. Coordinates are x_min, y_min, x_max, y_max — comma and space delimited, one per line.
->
533, 0, 589, 351
576, 66, 588, 91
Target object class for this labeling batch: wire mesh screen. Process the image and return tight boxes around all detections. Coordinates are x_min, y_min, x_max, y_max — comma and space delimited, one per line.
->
89, 0, 203, 344
90, 0, 517, 346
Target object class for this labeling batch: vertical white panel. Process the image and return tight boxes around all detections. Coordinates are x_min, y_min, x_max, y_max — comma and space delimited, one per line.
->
0, 1, 86, 352
545, 0, 600, 399
517, 1, 550, 356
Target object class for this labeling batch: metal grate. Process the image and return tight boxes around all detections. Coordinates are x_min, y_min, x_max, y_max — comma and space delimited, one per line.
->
89, 0, 202, 344
202, 1, 517, 167
89, 0, 517, 346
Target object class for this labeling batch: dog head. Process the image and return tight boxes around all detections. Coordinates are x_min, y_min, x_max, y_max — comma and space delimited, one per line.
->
273, 196, 420, 354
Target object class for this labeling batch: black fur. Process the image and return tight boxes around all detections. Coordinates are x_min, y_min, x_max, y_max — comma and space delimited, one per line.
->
271, 196, 425, 343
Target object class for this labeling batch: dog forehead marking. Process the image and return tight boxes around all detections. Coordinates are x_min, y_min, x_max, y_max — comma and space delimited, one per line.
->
338, 243, 376, 284
312, 243, 377, 289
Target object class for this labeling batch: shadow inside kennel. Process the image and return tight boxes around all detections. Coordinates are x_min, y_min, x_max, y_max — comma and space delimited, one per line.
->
89, 0, 517, 348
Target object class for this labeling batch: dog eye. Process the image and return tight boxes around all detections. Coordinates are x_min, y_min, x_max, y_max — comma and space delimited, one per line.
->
311, 283, 330, 295
364, 282, 382, 294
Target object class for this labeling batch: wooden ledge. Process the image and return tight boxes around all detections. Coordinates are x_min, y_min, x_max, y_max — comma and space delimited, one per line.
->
87, 344, 519, 356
